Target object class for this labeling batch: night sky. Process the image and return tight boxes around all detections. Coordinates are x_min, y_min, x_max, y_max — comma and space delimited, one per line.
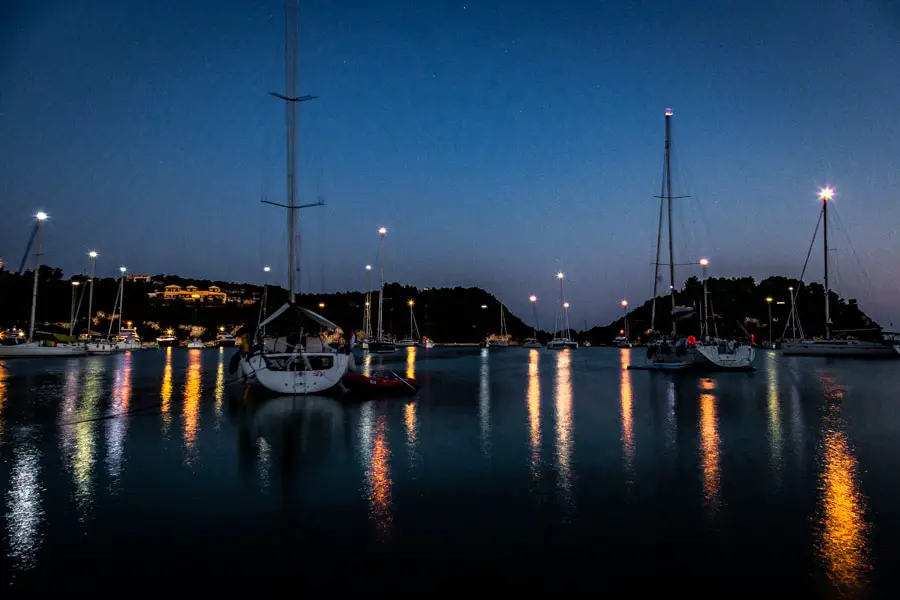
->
2, 0, 899, 327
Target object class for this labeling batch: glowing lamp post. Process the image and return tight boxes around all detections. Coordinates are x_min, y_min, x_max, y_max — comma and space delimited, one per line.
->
69, 281, 81, 336
86, 250, 99, 338
621, 299, 629, 339
765, 297, 774, 347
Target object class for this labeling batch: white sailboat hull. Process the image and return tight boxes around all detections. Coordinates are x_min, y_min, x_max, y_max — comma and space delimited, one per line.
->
696, 343, 756, 370
116, 339, 142, 351
85, 340, 117, 355
240, 352, 350, 395
0, 342, 87, 358
782, 339, 896, 357
547, 338, 578, 349
491, 340, 509, 347
396, 339, 417, 347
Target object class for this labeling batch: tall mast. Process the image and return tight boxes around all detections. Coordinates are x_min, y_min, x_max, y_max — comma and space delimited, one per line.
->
820, 187, 834, 339
28, 213, 48, 342
377, 227, 387, 339
118, 267, 126, 335
664, 109, 676, 336
284, 0, 298, 302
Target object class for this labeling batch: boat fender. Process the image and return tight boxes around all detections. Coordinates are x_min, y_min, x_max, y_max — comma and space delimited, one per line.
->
687, 335, 697, 346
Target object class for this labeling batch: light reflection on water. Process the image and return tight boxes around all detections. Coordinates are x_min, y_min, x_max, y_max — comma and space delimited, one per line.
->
105, 351, 132, 488
698, 378, 720, 512
73, 359, 102, 517
4, 430, 43, 571
526, 349, 541, 482
816, 376, 871, 592
214, 347, 225, 426
479, 348, 491, 458
0, 362, 7, 443
362, 352, 372, 377
619, 349, 634, 483
182, 350, 203, 462
358, 402, 392, 537
406, 346, 416, 380
554, 349, 574, 508
766, 352, 782, 484
160, 347, 173, 432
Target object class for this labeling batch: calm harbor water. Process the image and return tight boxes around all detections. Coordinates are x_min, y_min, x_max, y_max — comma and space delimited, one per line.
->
2, 346, 900, 594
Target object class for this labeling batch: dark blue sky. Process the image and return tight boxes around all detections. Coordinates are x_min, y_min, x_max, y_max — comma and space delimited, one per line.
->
2, 0, 899, 326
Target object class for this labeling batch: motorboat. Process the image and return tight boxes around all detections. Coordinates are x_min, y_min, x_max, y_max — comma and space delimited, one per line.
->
156, 333, 178, 348
114, 327, 142, 351
628, 336, 697, 371
342, 371, 418, 396
547, 338, 578, 350
366, 337, 397, 354
215, 331, 237, 347
396, 338, 417, 347
521, 337, 542, 348
613, 335, 632, 348
85, 337, 116, 356
186, 338, 205, 349
417, 337, 435, 349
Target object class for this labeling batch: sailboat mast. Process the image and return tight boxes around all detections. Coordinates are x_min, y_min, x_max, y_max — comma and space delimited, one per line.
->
284, 0, 299, 303
377, 228, 386, 339
822, 191, 830, 340
28, 217, 46, 342
664, 109, 676, 336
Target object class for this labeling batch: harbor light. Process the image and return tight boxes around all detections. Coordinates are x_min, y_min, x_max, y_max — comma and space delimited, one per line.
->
766, 297, 773, 303
219, 326, 225, 332
72, 281, 80, 286
408, 299, 415, 307
127, 321, 132, 328
557, 272, 564, 280
481, 304, 487, 309
263, 266, 271, 273
88, 250, 98, 258
318, 302, 326, 309
378, 227, 387, 235
35, 211, 48, 221
529, 295, 537, 302
699, 258, 709, 267
166, 328, 174, 335
563, 302, 570, 308
365, 265, 372, 271
789, 286, 794, 291
819, 186, 834, 201
621, 299, 628, 308
119, 266, 126, 274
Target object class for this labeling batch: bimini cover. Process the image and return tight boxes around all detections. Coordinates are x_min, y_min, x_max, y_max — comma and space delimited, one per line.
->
258, 302, 341, 332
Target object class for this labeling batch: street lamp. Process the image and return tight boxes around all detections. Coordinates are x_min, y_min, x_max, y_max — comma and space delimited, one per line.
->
86, 250, 98, 337
69, 280, 81, 336
766, 297, 773, 347
788, 286, 797, 340
621, 299, 629, 339
318, 302, 326, 309
528, 295, 539, 338
699, 258, 710, 338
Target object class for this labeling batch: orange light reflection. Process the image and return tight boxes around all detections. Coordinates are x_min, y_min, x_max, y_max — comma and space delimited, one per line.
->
699, 388, 720, 511
620, 348, 634, 479
527, 349, 541, 480
161, 347, 173, 432
555, 349, 573, 505
182, 349, 202, 459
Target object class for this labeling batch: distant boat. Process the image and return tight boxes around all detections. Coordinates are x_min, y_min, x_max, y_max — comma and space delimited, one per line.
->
613, 335, 632, 348
547, 338, 578, 350
521, 337, 542, 348
115, 327, 142, 351
417, 337, 435, 349
186, 338, 205, 349
85, 337, 116, 355
215, 331, 237, 347
487, 303, 511, 347
156, 333, 178, 348
781, 187, 895, 358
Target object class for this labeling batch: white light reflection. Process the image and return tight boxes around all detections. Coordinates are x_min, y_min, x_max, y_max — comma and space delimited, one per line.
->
766, 353, 782, 486
256, 437, 272, 490
479, 348, 491, 458
105, 351, 132, 489
73, 360, 102, 518
555, 349, 574, 509
620, 348, 635, 484
526, 349, 541, 481
214, 347, 225, 427
666, 381, 677, 449
5, 432, 44, 571
362, 352, 373, 377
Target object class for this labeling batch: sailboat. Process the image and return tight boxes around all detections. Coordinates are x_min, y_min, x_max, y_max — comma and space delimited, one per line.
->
236, 0, 351, 394
0, 212, 87, 358
366, 227, 397, 354
487, 303, 511, 347
111, 272, 142, 350
630, 108, 699, 370
693, 261, 755, 369
396, 300, 419, 347
782, 187, 895, 358
522, 295, 542, 348
547, 273, 578, 349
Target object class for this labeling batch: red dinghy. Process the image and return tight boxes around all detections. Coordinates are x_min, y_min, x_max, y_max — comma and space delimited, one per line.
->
342, 372, 418, 395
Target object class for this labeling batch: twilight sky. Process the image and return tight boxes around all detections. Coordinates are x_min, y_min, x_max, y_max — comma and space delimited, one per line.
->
2, 0, 899, 327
